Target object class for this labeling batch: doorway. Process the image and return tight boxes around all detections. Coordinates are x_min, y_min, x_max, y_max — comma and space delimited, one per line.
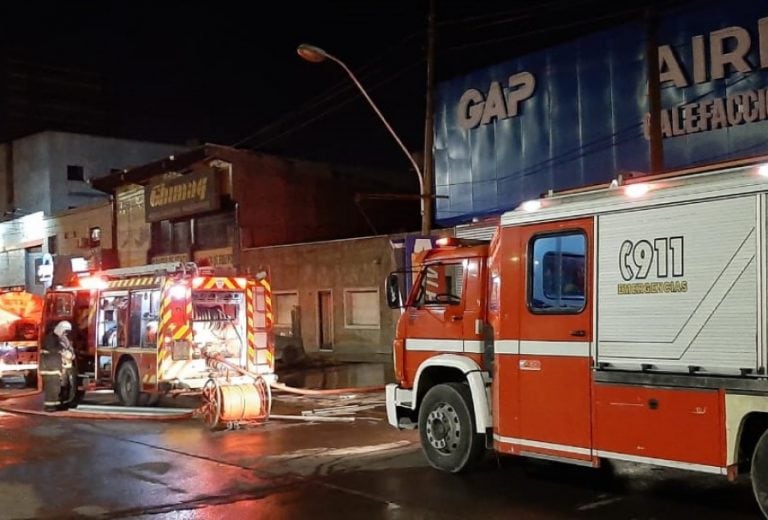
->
317, 290, 333, 350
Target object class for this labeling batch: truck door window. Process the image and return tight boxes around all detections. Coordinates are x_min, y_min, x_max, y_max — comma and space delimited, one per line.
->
414, 262, 464, 306
97, 293, 129, 347
529, 232, 586, 313
130, 290, 161, 348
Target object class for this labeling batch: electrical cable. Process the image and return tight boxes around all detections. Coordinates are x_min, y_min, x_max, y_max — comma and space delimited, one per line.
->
231, 31, 423, 149
245, 58, 424, 150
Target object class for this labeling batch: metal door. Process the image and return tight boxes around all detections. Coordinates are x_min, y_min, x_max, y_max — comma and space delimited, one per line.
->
517, 217, 594, 461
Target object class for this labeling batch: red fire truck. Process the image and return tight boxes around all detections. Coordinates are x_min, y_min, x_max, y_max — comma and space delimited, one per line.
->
41, 262, 275, 406
0, 289, 43, 387
385, 160, 768, 513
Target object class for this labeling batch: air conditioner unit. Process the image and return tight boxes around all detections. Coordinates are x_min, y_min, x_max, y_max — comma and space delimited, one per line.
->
76, 237, 90, 249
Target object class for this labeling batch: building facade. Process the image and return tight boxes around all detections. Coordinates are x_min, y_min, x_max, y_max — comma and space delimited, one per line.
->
0, 201, 114, 294
87, 144, 421, 361
0, 131, 183, 215
94, 144, 418, 270
435, 0, 768, 225
241, 235, 404, 362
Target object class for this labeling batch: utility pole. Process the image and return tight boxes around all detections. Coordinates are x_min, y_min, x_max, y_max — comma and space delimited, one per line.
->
421, 0, 436, 235
646, 7, 664, 174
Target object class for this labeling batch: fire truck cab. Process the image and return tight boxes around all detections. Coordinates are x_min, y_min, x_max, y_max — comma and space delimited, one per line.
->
385, 161, 768, 514
42, 262, 275, 406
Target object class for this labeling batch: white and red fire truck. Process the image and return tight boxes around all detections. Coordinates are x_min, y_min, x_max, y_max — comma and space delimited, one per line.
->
41, 262, 275, 406
385, 159, 768, 513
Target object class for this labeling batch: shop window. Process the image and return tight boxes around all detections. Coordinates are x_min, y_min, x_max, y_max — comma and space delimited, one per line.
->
194, 212, 235, 250
529, 232, 586, 314
47, 235, 58, 255
67, 165, 84, 181
151, 219, 191, 256
89, 227, 101, 248
274, 291, 298, 328
344, 288, 380, 329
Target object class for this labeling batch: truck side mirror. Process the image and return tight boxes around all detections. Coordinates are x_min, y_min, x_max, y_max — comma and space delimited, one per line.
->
385, 273, 402, 309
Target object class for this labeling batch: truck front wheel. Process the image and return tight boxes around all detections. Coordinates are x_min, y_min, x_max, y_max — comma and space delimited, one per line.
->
116, 361, 140, 407
418, 383, 484, 473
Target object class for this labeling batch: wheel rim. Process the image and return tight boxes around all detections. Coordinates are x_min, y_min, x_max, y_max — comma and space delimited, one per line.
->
201, 379, 221, 428
425, 402, 461, 453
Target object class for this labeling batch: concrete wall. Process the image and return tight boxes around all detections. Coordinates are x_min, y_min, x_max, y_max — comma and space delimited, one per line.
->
0, 203, 114, 291
0, 249, 26, 287
224, 150, 417, 248
0, 144, 10, 214
9, 131, 183, 215
241, 235, 401, 362
11, 134, 52, 214
115, 184, 150, 267
44, 201, 113, 256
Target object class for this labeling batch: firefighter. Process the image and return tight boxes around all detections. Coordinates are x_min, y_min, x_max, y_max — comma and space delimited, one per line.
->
40, 320, 76, 412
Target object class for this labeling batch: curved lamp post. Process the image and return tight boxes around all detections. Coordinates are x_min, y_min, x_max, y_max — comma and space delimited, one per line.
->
297, 43, 428, 235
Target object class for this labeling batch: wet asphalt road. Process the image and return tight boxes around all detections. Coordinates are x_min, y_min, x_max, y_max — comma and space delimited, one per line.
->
0, 365, 764, 519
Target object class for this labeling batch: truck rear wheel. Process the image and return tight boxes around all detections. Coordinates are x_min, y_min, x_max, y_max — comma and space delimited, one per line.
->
116, 361, 140, 407
418, 382, 484, 473
752, 429, 768, 515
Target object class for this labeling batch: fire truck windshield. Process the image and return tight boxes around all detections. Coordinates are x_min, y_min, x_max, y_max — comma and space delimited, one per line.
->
191, 290, 245, 360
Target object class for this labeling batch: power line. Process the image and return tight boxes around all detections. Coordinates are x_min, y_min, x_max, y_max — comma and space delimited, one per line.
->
231, 31, 423, 150
444, 5, 649, 52
439, 0, 606, 31
245, 58, 425, 151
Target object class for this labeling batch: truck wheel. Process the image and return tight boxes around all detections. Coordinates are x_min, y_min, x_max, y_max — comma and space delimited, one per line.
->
752, 429, 768, 515
116, 361, 140, 407
418, 382, 485, 473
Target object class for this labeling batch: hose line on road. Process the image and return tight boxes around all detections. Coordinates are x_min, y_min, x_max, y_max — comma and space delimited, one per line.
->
269, 381, 384, 396
205, 352, 385, 397
0, 404, 195, 420
0, 389, 195, 420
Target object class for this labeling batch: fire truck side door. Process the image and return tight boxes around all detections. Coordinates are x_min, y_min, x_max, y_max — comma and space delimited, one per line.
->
517, 217, 593, 461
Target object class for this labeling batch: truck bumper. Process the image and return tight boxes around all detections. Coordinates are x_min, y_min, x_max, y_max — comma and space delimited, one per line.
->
385, 383, 413, 429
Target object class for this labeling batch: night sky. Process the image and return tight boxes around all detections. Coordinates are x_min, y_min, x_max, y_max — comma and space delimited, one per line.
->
0, 0, 681, 169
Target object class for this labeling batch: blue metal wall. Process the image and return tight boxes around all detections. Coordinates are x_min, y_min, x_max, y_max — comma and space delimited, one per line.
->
435, 1, 768, 225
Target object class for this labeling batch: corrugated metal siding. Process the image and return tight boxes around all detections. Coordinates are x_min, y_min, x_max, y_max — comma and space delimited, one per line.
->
454, 224, 496, 241
435, 0, 768, 225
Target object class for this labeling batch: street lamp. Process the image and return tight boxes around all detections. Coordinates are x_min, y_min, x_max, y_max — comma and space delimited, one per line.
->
297, 43, 429, 235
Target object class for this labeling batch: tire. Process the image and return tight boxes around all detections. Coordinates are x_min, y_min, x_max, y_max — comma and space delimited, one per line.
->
752, 429, 768, 516
116, 361, 140, 407
418, 382, 485, 473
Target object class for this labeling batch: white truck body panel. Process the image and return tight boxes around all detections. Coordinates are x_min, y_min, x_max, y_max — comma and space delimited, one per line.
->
596, 195, 760, 375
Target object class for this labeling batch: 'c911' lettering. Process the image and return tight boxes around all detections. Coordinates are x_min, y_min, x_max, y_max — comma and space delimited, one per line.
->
619, 237, 684, 281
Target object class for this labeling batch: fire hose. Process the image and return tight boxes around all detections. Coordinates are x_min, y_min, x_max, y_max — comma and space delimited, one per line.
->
201, 354, 385, 429
0, 388, 194, 420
